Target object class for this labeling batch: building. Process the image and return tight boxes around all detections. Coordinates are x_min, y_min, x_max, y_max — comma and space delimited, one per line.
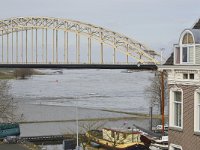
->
159, 19, 200, 150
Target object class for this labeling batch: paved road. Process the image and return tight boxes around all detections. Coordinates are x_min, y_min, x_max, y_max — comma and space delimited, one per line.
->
0, 144, 29, 150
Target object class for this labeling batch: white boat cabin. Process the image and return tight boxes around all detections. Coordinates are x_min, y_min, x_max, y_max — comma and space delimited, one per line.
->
102, 128, 142, 144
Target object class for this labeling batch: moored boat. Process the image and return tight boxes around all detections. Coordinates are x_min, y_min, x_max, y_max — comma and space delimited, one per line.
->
132, 124, 168, 150
0, 123, 20, 139
86, 128, 151, 150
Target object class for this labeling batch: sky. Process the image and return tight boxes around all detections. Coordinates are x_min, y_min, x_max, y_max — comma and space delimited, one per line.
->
1, 0, 200, 58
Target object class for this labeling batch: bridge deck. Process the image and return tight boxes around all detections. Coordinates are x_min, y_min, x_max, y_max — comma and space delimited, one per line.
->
0, 64, 157, 70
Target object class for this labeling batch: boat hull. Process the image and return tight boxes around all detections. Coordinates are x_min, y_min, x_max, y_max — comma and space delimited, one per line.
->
0, 123, 20, 138
100, 144, 149, 150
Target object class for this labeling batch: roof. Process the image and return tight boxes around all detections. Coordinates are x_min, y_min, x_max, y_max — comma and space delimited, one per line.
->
163, 19, 200, 66
191, 19, 200, 43
189, 29, 200, 44
164, 52, 173, 65
193, 19, 200, 29
103, 128, 140, 134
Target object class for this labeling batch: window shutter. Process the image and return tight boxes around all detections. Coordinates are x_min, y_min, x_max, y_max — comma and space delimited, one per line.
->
175, 47, 180, 64
195, 45, 200, 64
189, 46, 194, 63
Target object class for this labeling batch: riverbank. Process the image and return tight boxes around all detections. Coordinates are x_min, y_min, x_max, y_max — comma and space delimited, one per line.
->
18, 107, 166, 124
0, 68, 45, 79
0, 69, 14, 79
16, 103, 166, 137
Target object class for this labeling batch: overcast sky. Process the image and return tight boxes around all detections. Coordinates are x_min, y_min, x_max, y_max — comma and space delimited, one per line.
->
1, 0, 200, 57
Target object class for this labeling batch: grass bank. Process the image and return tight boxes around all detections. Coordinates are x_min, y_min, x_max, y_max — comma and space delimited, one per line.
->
0, 69, 15, 79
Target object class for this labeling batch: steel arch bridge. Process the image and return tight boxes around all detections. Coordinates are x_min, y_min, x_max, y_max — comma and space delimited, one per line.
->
0, 17, 159, 69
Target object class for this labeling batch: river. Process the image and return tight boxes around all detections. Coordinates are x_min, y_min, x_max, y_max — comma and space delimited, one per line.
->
8, 69, 156, 137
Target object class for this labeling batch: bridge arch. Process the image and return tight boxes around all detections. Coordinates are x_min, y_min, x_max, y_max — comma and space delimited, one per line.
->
0, 17, 159, 64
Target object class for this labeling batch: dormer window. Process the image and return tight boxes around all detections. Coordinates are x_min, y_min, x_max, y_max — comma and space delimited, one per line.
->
174, 30, 195, 65
181, 32, 194, 64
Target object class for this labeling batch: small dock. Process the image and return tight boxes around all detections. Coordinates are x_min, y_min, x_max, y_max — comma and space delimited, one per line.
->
21, 134, 75, 145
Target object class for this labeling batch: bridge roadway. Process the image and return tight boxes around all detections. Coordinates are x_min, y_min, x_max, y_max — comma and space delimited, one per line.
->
0, 64, 157, 70
21, 134, 76, 145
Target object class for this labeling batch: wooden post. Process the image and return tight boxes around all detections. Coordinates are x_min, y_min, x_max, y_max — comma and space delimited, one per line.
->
161, 71, 165, 135
150, 106, 153, 131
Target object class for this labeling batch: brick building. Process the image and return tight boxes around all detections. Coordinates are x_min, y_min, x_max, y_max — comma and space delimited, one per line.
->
159, 20, 200, 150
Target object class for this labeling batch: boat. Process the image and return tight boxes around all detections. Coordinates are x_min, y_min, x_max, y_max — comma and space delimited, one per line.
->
90, 141, 101, 148
132, 124, 168, 150
86, 128, 151, 150
152, 124, 168, 134
0, 123, 20, 139
121, 70, 133, 73
150, 136, 168, 150
52, 70, 63, 75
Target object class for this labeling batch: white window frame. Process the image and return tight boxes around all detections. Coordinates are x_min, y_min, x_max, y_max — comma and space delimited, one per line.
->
169, 143, 183, 150
182, 73, 195, 80
179, 30, 195, 64
181, 45, 195, 64
169, 87, 183, 129
194, 89, 200, 133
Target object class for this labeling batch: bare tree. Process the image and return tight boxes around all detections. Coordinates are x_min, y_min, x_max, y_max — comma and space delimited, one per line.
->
0, 80, 21, 122
63, 120, 106, 150
145, 71, 168, 115
79, 121, 106, 150
13, 68, 34, 79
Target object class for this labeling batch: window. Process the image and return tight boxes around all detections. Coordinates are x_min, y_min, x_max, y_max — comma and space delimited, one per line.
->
111, 131, 114, 138
123, 133, 126, 139
182, 73, 194, 80
180, 32, 194, 64
170, 88, 183, 128
174, 91, 182, 127
181, 46, 194, 63
116, 133, 119, 140
170, 144, 182, 150
190, 73, 194, 79
183, 73, 188, 79
182, 33, 194, 44
194, 91, 200, 132
182, 47, 187, 62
